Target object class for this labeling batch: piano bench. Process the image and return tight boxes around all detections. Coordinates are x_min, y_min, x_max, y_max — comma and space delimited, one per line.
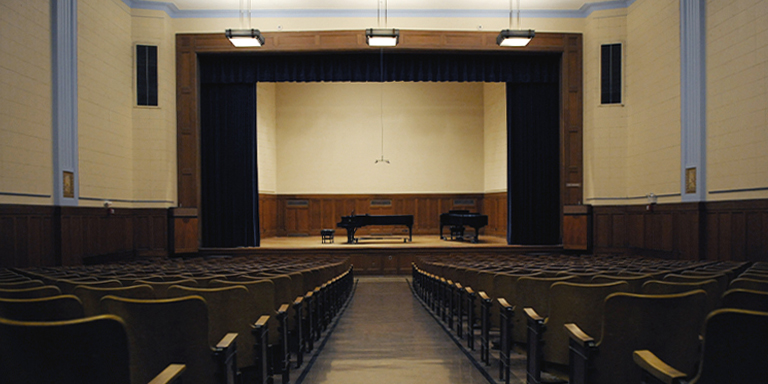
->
450, 226, 465, 240
320, 229, 335, 244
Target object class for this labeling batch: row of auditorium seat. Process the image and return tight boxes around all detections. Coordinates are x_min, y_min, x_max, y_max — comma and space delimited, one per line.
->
412, 253, 768, 384
0, 255, 354, 384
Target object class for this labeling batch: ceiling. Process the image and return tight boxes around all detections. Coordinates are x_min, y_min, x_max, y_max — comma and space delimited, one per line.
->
139, 0, 621, 11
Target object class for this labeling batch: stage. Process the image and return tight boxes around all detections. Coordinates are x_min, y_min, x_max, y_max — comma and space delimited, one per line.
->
200, 235, 563, 275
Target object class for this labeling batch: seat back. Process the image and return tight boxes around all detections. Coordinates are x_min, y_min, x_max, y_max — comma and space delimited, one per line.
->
642, 279, 721, 314
101, 295, 214, 384
664, 273, 729, 302
0, 295, 84, 321
0, 279, 45, 289
693, 309, 768, 384
590, 273, 653, 293
208, 278, 279, 343
55, 278, 122, 294
513, 275, 578, 342
593, 290, 707, 384
167, 285, 260, 368
721, 289, 768, 312
0, 285, 62, 299
0, 315, 131, 384
544, 281, 629, 365
729, 277, 768, 293
73, 284, 155, 316
134, 279, 198, 298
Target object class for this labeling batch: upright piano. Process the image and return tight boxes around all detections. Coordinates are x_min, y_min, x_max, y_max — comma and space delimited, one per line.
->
337, 214, 414, 244
440, 210, 488, 243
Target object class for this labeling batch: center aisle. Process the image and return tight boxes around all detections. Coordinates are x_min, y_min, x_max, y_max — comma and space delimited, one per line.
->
300, 276, 490, 384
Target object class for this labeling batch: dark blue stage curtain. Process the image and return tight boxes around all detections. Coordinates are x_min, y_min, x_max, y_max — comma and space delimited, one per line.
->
507, 82, 561, 245
199, 52, 560, 84
200, 84, 260, 248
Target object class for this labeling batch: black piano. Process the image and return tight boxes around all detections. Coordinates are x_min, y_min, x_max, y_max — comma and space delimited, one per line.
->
337, 214, 414, 244
440, 210, 488, 243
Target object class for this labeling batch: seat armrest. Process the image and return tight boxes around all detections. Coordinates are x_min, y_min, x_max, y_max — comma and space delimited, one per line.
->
478, 291, 490, 302
293, 296, 304, 306
216, 332, 238, 350
524, 307, 544, 322
465, 287, 474, 295
147, 364, 186, 384
633, 350, 687, 384
213, 333, 238, 384
277, 303, 289, 316
497, 297, 512, 310
565, 323, 594, 348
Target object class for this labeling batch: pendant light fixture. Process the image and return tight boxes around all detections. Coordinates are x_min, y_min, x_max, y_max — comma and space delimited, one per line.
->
367, 0, 399, 47
497, 0, 534, 47
226, 0, 265, 47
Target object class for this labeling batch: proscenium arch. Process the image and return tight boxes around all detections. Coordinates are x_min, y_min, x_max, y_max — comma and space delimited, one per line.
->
176, 30, 584, 247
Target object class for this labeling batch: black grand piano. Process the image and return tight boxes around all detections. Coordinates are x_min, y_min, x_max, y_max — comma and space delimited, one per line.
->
440, 210, 488, 243
337, 214, 414, 244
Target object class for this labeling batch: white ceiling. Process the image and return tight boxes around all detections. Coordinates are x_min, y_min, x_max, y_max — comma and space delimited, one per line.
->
140, 0, 619, 11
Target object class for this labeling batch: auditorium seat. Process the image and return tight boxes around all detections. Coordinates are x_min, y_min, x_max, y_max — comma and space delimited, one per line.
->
729, 277, 768, 292
101, 295, 237, 384
134, 278, 198, 298
73, 284, 155, 316
565, 290, 707, 384
55, 278, 122, 294
0, 314, 186, 384
167, 285, 280, 383
664, 273, 729, 302
590, 273, 653, 293
0, 279, 45, 289
524, 281, 630, 384
633, 308, 768, 384
0, 285, 62, 299
0, 295, 84, 321
642, 279, 721, 315
721, 288, 768, 312
510, 275, 579, 343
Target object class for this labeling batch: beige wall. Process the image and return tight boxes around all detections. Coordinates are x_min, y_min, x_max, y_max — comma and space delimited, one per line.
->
583, 8, 628, 204
257, 83, 277, 194
483, 83, 507, 193
625, 0, 682, 203
706, 0, 768, 201
275, 82, 484, 194
130, 10, 177, 207
78, 0, 134, 206
0, 1, 52, 205
4, 2, 768, 209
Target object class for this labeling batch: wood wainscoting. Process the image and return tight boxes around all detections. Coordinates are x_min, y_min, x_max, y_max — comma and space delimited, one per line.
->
593, 199, 768, 262
273, 193, 487, 237
0, 205, 168, 268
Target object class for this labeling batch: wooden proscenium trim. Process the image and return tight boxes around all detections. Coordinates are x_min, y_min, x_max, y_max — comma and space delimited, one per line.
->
176, 30, 584, 243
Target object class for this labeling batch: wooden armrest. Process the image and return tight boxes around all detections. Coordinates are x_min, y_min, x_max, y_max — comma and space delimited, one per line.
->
455, 282, 462, 290
565, 323, 594, 347
277, 303, 289, 315
255, 315, 270, 328
148, 364, 186, 384
633, 350, 687, 384
216, 332, 238, 350
478, 291, 490, 301
293, 296, 304, 306
304, 291, 313, 299
465, 287, 474, 295
524, 307, 544, 322
497, 297, 512, 309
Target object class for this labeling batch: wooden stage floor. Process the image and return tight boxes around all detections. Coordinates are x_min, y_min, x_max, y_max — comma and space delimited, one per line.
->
258, 234, 511, 250
202, 235, 562, 275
